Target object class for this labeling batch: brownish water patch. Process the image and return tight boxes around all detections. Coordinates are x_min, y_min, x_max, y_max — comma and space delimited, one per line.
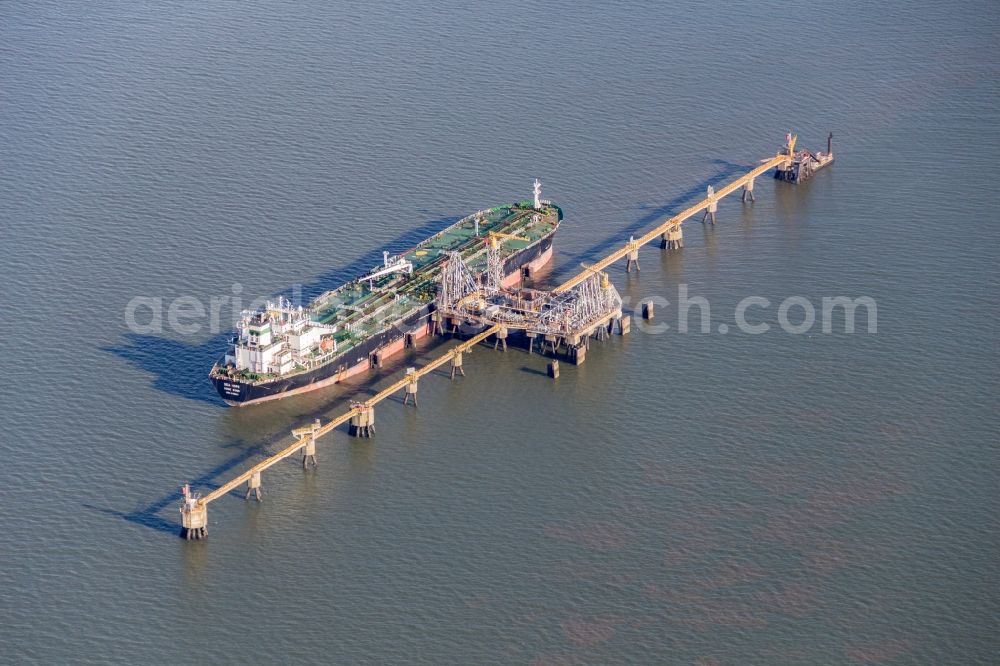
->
746, 464, 815, 495
673, 599, 768, 630
559, 615, 623, 647
529, 653, 575, 666
642, 582, 705, 605
696, 557, 768, 589
755, 580, 823, 618
793, 407, 838, 427
545, 522, 633, 552
844, 637, 912, 663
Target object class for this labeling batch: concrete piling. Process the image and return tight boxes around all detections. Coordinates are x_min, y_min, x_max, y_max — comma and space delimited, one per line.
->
642, 302, 655, 319
672, 226, 683, 249
303, 418, 319, 468
179, 484, 208, 540
741, 177, 755, 203
547, 360, 560, 379
450, 351, 465, 379
293, 419, 321, 468
626, 249, 640, 272
349, 405, 375, 438
493, 326, 508, 352
570, 344, 586, 365
660, 226, 683, 250
625, 236, 640, 272
403, 367, 419, 406
614, 315, 631, 335
302, 435, 317, 468
244, 472, 262, 502
543, 333, 560, 355
525, 330, 537, 354
702, 185, 718, 224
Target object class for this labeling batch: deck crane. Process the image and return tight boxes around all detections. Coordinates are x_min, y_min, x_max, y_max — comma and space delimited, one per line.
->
362, 251, 413, 289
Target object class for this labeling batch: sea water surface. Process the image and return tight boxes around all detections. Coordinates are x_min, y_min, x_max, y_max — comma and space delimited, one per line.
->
1, 1, 998, 663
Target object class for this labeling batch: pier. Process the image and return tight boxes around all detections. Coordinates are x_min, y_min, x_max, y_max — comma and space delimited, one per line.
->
553, 152, 789, 293
180, 137, 817, 539
181, 324, 500, 538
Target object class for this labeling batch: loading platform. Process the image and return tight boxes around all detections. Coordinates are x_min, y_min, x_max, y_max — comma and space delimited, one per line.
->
179, 134, 828, 539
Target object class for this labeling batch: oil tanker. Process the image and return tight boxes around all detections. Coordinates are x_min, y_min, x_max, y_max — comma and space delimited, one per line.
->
210, 181, 561, 405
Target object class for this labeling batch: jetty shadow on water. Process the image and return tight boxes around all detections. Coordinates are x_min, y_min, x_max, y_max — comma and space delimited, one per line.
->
104, 214, 461, 405
84, 441, 263, 535
554, 160, 751, 278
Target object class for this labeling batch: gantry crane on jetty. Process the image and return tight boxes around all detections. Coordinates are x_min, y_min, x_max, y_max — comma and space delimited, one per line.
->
180, 133, 830, 539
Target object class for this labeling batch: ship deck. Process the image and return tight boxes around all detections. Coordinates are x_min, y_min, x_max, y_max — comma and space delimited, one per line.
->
227, 203, 561, 381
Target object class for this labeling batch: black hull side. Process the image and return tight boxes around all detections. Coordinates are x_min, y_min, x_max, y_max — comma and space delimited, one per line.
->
503, 235, 552, 277
212, 231, 555, 405
212, 307, 431, 404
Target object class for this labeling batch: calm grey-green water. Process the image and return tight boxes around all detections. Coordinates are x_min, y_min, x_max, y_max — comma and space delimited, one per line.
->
2, 1, 998, 663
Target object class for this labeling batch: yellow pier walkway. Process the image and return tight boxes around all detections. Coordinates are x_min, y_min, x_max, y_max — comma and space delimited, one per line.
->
555, 153, 789, 292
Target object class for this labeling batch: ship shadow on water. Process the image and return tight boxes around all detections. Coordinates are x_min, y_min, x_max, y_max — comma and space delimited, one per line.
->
552, 160, 751, 281
99, 216, 465, 533
105, 331, 232, 406
103, 214, 462, 406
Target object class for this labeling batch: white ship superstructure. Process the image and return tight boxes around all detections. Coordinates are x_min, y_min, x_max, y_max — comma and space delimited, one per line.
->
226, 297, 339, 377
